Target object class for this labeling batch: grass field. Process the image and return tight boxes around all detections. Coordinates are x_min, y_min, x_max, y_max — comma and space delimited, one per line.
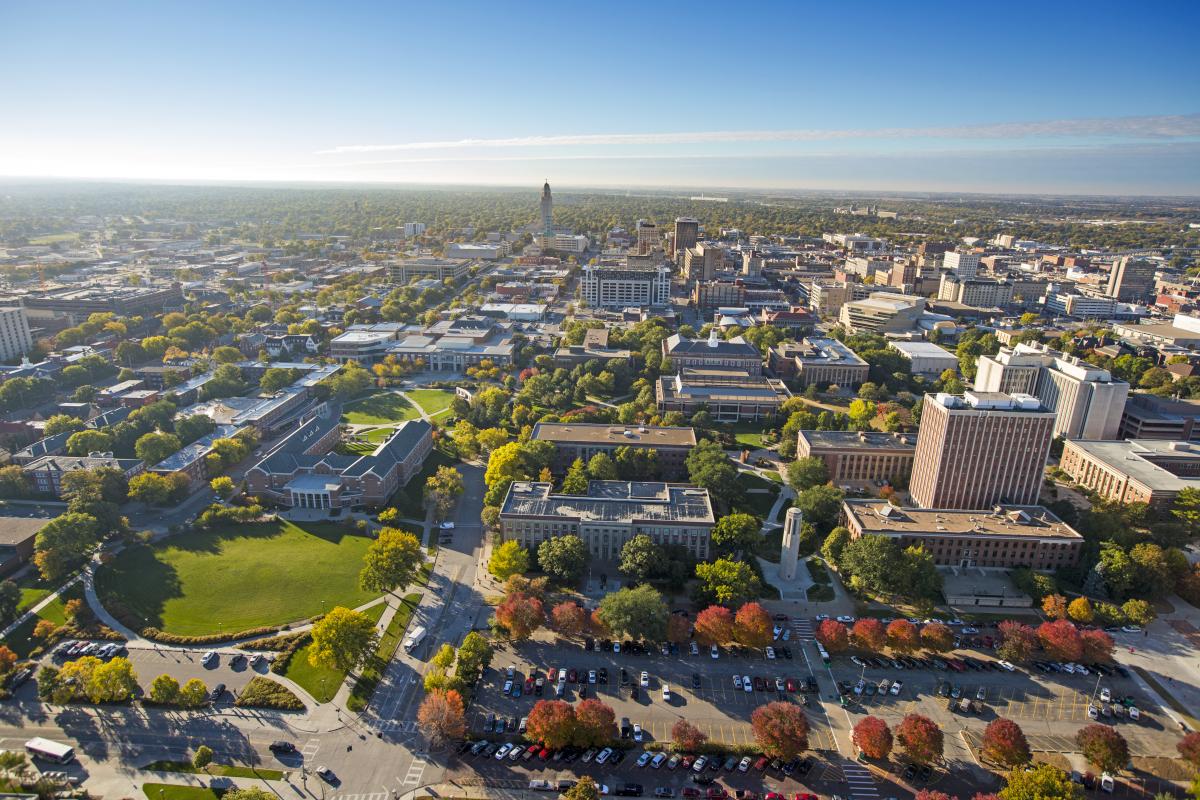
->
143, 784, 224, 800
341, 392, 421, 425
390, 448, 457, 521
15, 571, 56, 613
286, 601, 387, 703
734, 471, 780, 518
727, 422, 767, 449
94, 522, 379, 636
3, 583, 79, 658
28, 232, 80, 245
407, 388, 456, 416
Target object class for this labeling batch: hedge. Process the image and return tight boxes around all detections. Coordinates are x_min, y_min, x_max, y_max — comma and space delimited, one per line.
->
234, 676, 304, 711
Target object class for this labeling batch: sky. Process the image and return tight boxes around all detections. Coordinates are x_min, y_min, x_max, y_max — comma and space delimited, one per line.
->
1, 0, 1198, 195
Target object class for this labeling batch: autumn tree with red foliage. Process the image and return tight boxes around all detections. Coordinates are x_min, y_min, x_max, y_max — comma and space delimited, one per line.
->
694, 605, 735, 646
495, 592, 544, 640
919, 622, 955, 653
1178, 731, 1200, 769
735, 602, 774, 649
980, 718, 1030, 768
589, 608, 610, 637
895, 714, 944, 764
913, 794, 999, 800
852, 716, 892, 759
851, 618, 887, 652
1075, 724, 1129, 773
672, 720, 709, 751
526, 700, 577, 749
886, 619, 920, 653
996, 621, 1038, 663
666, 613, 691, 644
750, 701, 809, 759
815, 619, 849, 652
1079, 628, 1114, 663
551, 601, 588, 636
417, 689, 467, 746
574, 698, 617, 746
1037, 619, 1082, 662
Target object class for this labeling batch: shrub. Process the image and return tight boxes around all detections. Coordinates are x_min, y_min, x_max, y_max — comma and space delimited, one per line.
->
234, 676, 304, 710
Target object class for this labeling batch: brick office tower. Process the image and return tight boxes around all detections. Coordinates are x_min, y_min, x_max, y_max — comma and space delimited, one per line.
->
910, 391, 1055, 510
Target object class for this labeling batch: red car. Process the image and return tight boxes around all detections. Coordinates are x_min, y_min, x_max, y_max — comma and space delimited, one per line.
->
681, 755, 695, 769
538, 748, 550, 761
525, 677, 534, 693
793, 794, 818, 800
785, 678, 797, 692
765, 794, 785, 800
754, 757, 769, 771
567, 669, 577, 683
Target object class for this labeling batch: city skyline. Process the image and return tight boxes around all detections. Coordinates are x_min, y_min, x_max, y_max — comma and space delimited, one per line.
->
1, 0, 1198, 194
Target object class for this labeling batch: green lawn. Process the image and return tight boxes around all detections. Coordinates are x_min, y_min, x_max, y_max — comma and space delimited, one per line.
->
733, 471, 780, 518
29, 232, 80, 245
727, 422, 767, 448
94, 521, 380, 636
389, 448, 457, 521
143, 761, 284, 780
341, 392, 422, 425
407, 388, 457, 416
347, 592, 421, 711
3, 584, 79, 658
15, 571, 57, 613
143, 784, 224, 800
286, 601, 387, 703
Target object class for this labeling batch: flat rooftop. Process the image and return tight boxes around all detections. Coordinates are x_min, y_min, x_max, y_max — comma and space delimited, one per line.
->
501, 480, 714, 525
0, 514, 47, 546
1065, 438, 1200, 491
532, 422, 697, 448
889, 341, 957, 360
843, 500, 1083, 541
777, 337, 867, 365
799, 430, 917, 451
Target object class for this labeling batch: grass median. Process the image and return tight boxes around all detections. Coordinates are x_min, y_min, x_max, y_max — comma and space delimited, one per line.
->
347, 592, 423, 712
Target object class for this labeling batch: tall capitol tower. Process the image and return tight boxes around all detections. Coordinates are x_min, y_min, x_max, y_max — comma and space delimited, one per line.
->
540, 180, 553, 234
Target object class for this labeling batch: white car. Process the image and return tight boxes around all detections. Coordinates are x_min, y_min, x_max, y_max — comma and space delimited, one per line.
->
651, 753, 666, 769
1121, 625, 1142, 634
1100, 688, 1112, 703
814, 614, 830, 622
662, 685, 671, 701
1088, 705, 1099, 720
495, 744, 513, 760
595, 748, 613, 765
765, 647, 776, 660
633, 723, 644, 742
962, 626, 979, 634
772, 625, 783, 639
640, 671, 649, 688
201, 651, 217, 666
890, 680, 903, 696
503, 680, 513, 694
690, 642, 699, 656
996, 660, 1016, 672
581, 748, 597, 763
733, 675, 743, 689
854, 680, 865, 695
737, 756, 752, 773
637, 753, 652, 768
613, 641, 621, 653
710, 644, 719, 659
781, 629, 791, 641
836, 615, 855, 623
589, 670, 597, 684
743, 675, 753, 693
1075, 664, 1090, 675
1128, 706, 1141, 721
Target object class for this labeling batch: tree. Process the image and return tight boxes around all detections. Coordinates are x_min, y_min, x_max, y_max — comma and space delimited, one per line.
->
886, 619, 920, 654
597, 584, 667, 641
734, 602, 773, 649
0, 580, 20, 624
1173, 487, 1200, 537
128, 472, 174, 505
179, 678, 209, 708
34, 512, 100, 580
750, 701, 809, 759
537, 535, 589, 583
1067, 597, 1094, 624
551, 602, 588, 636
526, 699, 577, 749
66, 429, 114, 457
0, 645, 15, 674
686, 440, 739, 507
1042, 594, 1068, 620
1079, 629, 1114, 663
794, 485, 845, 532
920, 622, 954, 653
895, 714, 943, 764
0, 465, 30, 499
997, 621, 1038, 663
134, 431, 182, 466
666, 613, 690, 644
1037, 620, 1082, 662
574, 698, 617, 746
33, 619, 58, 641
417, 688, 467, 747
309, 606, 378, 673
999, 763, 1082, 800
495, 592, 544, 640
1177, 731, 1200, 770
694, 558, 760, 606
149, 673, 181, 705
816, 620, 849, 652
711, 513, 761, 551
822, 526, 851, 565
424, 465, 465, 520
851, 618, 887, 652
840, 534, 904, 595
359, 527, 424, 594
454, 632, 493, 683
1075, 724, 1129, 773
786, 457, 829, 492
585, 452, 619, 481
44, 414, 86, 437
564, 777, 601, 800
192, 745, 214, 771
210, 476, 235, 500
619, 534, 661, 582
475, 428, 510, 456
562, 458, 589, 494
981, 718, 1030, 768
852, 716, 893, 760
672, 719, 708, 751
694, 605, 735, 646
489, 540, 530, 580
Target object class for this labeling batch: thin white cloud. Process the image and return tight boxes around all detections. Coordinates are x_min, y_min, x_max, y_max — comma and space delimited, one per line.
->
318, 113, 1200, 154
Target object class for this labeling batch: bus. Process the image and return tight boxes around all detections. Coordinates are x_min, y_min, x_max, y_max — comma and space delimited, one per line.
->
25, 738, 74, 764
402, 625, 426, 653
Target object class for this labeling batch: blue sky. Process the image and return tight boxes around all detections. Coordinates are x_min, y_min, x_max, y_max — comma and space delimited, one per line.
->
1, 0, 1198, 194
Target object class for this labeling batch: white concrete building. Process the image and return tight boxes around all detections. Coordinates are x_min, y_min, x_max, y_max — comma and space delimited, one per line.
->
580, 265, 670, 308
889, 341, 959, 378
0, 308, 33, 362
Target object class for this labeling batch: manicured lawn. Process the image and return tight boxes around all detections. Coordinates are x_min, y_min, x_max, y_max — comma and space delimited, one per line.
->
347, 592, 421, 711
286, 601, 387, 703
143, 761, 284, 780
727, 422, 767, 448
389, 448, 457, 521
734, 471, 780, 518
94, 521, 380, 636
15, 571, 57, 613
3, 584, 80, 658
341, 392, 421, 425
143, 784, 224, 800
407, 388, 457, 416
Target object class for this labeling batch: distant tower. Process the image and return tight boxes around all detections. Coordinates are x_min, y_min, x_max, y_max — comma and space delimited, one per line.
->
540, 180, 554, 235
780, 507, 803, 581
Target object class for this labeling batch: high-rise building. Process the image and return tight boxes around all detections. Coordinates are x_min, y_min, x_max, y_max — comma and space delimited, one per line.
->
674, 217, 699, 255
1106, 256, 1157, 302
580, 265, 670, 308
682, 243, 722, 282
540, 181, 554, 234
635, 220, 658, 254
909, 391, 1055, 510
974, 343, 1129, 440
943, 251, 980, 279
0, 307, 33, 362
